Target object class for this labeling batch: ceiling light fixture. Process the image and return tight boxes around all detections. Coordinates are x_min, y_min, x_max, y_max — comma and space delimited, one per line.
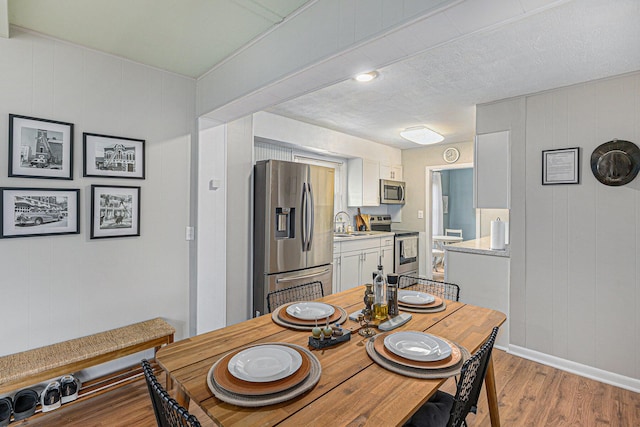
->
354, 71, 379, 82
400, 126, 444, 145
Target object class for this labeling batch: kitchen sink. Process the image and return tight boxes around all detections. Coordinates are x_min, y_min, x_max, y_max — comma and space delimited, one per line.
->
334, 232, 375, 237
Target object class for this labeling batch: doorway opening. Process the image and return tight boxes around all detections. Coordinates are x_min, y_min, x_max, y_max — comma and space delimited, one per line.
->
424, 162, 475, 280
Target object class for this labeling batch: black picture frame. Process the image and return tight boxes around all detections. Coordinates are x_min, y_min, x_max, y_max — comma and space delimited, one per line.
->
542, 147, 580, 185
83, 133, 145, 179
0, 188, 80, 238
8, 114, 74, 180
90, 185, 141, 239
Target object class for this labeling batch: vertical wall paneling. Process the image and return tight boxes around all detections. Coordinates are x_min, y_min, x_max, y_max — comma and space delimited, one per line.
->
550, 90, 569, 359
225, 116, 254, 325
524, 93, 554, 355
565, 83, 597, 367
197, 122, 227, 334
479, 71, 640, 381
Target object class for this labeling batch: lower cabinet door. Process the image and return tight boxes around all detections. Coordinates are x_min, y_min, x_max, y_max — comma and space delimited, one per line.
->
333, 254, 341, 293
361, 248, 381, 283
340, 251, 362, 291
381, 246, 394, 276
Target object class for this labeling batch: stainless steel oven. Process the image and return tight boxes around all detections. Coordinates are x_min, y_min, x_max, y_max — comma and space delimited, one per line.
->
369, 215, 418, 276
394, 231, 419, 275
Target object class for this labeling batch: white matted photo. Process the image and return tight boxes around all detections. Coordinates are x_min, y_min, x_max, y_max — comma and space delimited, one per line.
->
91, 185, 140, 239
83, 133, 145, 179
1, 188, 80, 238
9, 114, 74, 179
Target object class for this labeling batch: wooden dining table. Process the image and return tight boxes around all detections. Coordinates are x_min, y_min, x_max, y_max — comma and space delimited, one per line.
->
156, 286, 506, 426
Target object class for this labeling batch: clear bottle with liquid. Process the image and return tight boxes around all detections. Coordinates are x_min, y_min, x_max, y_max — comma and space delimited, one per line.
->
372, 258, 388, 320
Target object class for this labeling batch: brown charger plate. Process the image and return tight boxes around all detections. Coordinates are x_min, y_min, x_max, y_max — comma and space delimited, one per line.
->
372, 332, 461, 370
278, 302, 342, 326
212, 344, 311, 396
398, 295, 443, 309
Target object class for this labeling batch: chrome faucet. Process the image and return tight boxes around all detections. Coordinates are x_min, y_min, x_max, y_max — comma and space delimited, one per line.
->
334, 211, 350, 232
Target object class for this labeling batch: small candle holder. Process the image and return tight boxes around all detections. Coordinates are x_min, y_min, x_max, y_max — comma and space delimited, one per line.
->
357, 312, 376, 338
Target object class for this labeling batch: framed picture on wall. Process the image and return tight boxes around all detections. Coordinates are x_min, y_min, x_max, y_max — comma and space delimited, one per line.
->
542, 147, 580, 185
0, 188, 80, 238
90, 185, 140, 239
83, 133, 145, 179
8, 114, 74, 179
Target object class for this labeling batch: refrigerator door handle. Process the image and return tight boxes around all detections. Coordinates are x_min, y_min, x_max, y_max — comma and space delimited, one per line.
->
301, 182, 308, 251
307, 182, 314, 250
276, 268, 331, 283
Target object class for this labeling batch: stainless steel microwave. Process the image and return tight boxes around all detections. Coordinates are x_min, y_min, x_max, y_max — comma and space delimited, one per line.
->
380, 179, 405, 204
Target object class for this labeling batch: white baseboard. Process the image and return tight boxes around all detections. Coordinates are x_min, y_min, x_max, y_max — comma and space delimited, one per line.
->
508, 344, 640, 393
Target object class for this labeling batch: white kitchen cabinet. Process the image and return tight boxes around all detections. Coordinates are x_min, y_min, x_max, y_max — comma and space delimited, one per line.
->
347, 158, 380, 206
332, 242, 341, 294
334, 236, 397, 292
338, 247, 380, 292
380, 163, 403, 181
380, 235, 394, 275
474, 131, 510, 208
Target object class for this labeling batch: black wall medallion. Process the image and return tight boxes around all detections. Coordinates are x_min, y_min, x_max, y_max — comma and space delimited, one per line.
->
590, 139, 640, 186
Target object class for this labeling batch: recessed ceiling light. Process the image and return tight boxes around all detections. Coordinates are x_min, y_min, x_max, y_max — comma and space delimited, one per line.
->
354, 71, 379, 82
400, 126, 444, 145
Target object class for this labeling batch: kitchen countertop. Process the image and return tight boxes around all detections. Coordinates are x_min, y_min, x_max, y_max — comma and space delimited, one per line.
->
333, 231, 395, 241
444, 236, 510, 257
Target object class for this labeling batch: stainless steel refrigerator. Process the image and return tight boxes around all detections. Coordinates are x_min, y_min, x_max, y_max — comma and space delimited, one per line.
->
253, 159, 334, 316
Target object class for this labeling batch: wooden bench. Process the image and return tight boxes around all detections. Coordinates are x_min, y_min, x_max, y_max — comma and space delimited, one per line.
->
0, 318, 175, 403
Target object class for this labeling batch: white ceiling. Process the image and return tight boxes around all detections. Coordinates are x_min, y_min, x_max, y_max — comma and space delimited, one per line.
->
6, 0, 311, 78
267, 0, 640, 148
3, 0, 640, 150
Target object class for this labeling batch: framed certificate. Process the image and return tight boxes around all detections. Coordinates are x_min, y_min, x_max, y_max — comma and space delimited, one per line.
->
542, 147, 580, 185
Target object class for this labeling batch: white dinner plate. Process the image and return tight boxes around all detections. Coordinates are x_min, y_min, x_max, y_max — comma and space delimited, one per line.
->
398, 290, 435, 305
228, 345, 302, 382
384, 331, 452, 362
286, 302, 335, 320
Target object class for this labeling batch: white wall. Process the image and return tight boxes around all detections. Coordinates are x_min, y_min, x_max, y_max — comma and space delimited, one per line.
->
254, 112, 401, 163
478, 71, 640, 383
225, 116, 255, 325
196, 120, 226, 333
0, 29, 196, 356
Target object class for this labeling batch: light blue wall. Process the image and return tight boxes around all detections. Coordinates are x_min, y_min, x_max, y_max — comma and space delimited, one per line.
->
441, 169, 475, 240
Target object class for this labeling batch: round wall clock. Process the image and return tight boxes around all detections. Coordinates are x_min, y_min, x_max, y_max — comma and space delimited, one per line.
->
443, 147, 460, 163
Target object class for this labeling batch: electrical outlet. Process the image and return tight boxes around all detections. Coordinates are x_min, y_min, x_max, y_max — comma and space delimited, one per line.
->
417, 210, 424, 219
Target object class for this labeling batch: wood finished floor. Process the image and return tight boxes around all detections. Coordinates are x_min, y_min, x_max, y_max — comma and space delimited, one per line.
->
15, 350, 640, 426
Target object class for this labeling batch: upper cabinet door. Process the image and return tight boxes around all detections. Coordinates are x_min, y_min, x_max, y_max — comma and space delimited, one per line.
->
474, 131, 510, 209
347, 158, 380, 206
380, 163, 403, 180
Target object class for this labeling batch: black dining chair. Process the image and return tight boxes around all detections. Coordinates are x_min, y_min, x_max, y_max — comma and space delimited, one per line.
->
398, 274, 460, 301
404, 327, 500, 427
141, 359, 201, 427
267, 280, 325, 313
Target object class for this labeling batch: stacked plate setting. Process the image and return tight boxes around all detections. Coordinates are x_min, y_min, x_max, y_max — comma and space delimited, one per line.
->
285, 302, 335, 321
228, 345, 303, 383
208, 342, 321, 407
384, 332, 452, 363
272, 301, 347, 330
397, 290, 446, 313
366, 330, 469, 378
